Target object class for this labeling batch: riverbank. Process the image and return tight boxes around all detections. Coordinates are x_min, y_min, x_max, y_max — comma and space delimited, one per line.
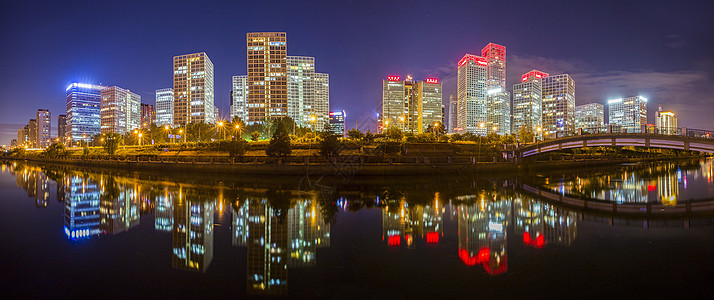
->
2, 153, 706, 177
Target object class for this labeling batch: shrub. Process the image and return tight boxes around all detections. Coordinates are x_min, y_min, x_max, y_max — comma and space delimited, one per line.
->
318, 132, 342, 157
228, 139, 248, 158
266, 119, 291, 157
42, 142, 67, 158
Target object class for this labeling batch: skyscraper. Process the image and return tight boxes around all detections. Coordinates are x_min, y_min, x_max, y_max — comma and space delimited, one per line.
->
512, 70, 546, 139
608, 96, 647, 133
155, 88, 174, 127
313, 72, 329, 130
17, 126, 28, 148
231, 75, 248, 122
100, 86, 141, 135
140, 103, 155, 129
173, 52, 215, 126
382, 75, 407, 132
482, 43, 510, 135
415, 79, 443, 133
448, 94, 458, 133
655, 105, 677, 135
287, 56, 315, 127
28, 119, 37, 148
542, 74, 575, 138
66, 83, 107, 143
457, 54, 488, 135
574, 103, 604, 133
36, 109, 51, 147
246, 32, 287, 125
58, 114, 67, 145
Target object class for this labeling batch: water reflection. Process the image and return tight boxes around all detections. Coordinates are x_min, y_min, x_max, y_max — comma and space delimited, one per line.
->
543, 159, 714, 204
3, 159, 714, 296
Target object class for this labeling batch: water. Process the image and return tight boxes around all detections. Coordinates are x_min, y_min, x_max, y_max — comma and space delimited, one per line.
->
1, 159, 713, 298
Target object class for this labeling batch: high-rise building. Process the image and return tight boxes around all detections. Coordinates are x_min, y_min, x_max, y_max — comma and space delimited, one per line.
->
608, 96, 647, 133
482, 43, 510, 135
381, 76, 441, 133
100, 86, 141, 135
329, 110, 346, 137
457, 54, 488, 135
28, 119, 37, 148
415, 79, 443, 134
287, 56, 314, 127
173, 52, 215, 126
574, 103, 604, 134
542, 74, 575, 138
448, 94, 458, 133
140, 103, 155, 129
655, 105, 677, 135
155, 88, 174, 126
17, 126, 28, 148
246, 32, 287, 125
313, 72, 329, 130
58, 115, 67, 145
36, 109, 51, 147
231, 75, 248, 122
66, 83, 107, 143
512, 70, 547, 139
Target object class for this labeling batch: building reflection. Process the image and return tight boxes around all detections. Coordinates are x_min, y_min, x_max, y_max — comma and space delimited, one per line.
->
14, 166, 50, 207
171, 188, 214, 273
514, 196, 578, 248
100, 178, 140, 234
63, 175, 102, 240
155, 188, 174, 232
457, 194, 509, 275
232, 197, 332, 295
381, 194, 444, 247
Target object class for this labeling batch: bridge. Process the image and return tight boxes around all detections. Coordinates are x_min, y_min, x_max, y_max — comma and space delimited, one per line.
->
516, 132, 714, 158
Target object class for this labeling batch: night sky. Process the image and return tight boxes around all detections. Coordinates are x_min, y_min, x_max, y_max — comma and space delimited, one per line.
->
1, 0, 713, 145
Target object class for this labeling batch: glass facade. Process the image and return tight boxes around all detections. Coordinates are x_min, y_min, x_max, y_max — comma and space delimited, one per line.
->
574, 103, 604, 133
416, 81, 443, 133
608, 96, 647, 133
36, 109, 51, 148
513, 70, 546, 139
329, 110, 345, 136
66, 83, 107, 142
542, 74, 576, 138
100, 86, 141, 134
246, 32, 287, 125
230, 76, 248, 122
173, 52, 215, 125
155, 88, 174, 126
457, 54, 488, 135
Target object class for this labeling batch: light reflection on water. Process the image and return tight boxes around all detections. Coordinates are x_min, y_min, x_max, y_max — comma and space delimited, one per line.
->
1, 158, 714, 296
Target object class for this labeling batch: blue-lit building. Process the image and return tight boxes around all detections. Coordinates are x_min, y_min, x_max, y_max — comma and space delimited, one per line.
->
66, 83, 107, 143
328, 110, 345, 137
64, 175, 102, 240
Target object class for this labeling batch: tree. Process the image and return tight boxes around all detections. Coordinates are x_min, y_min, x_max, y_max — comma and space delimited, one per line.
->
228, 138, 248, 158
517, 126, 534, 144
266, 118, 292, 157
229, 117, 246, 139
319, 124, 342, 157
103, 133, 122, 156
364, 131, 376, 143
250, 131, 261, 141
385, 127, 403, 142
347, 128, 365, 141
42, 142, 67, 158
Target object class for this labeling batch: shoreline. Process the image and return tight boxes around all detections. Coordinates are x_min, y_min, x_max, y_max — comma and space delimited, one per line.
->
2, 154, 706, 177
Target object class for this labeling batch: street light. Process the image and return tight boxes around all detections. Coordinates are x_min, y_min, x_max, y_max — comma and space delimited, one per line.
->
138, 133, 143, 147
179, 129, 184, 143
235, 124, 241, 140
217, 121, 224, 141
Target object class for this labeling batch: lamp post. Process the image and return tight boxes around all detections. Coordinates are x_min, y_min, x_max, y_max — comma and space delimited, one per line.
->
433, 122, 439, 139
217, 121, 224, 141
165, 125, 172, 143
138, 133, 143, 147
179, 129, 185, 143
235, 124, 241, 140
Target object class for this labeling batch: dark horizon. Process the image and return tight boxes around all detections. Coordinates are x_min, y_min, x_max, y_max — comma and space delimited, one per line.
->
1, 0, 713, 145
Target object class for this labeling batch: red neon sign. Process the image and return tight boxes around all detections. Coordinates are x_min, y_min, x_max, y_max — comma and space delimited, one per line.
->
425, 78, 439, 84
426, 232, 439, 244
457, 54, 488, 67
481, 43, 506, 59
521, 70, 549, 82
459, 248, 477, 266
523, 232, 545, 248
387, 76, 401, 81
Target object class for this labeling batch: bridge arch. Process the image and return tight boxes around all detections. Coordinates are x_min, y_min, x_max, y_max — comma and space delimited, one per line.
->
517, 134, 714, 157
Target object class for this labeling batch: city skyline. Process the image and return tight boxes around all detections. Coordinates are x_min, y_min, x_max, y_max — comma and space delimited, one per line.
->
1, 1, 713, 145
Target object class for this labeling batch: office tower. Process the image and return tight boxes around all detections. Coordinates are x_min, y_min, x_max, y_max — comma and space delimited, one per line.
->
382, 75, 407, 131
542, 74, 575, 138
140, 103, 155, 129
214, 104, 219, 122
513, 70, 546, 139
607, 96, 647, 133
155, 88, 174, 126
10, 139, 17, 147
415, 78, 443, 134
313, 72, 330, 130
287, 56, 315, 127
100, 86, 141, 134
231, 75, 248, 122
482, 43, 510, 135
574, 103, 604, 134
172, 195, 214, 273
66, 83, 107, 143
329, 110, 346, 137
17, 126, 28, 147
58, 115, 67, 145
36, 109, 51, 147
246, 32, 287, 125
448, 94, 458, 133
457, 54, 488, 135
173, 52, 215, 125
655, 105, 677, 135
28, 119, 37, 148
